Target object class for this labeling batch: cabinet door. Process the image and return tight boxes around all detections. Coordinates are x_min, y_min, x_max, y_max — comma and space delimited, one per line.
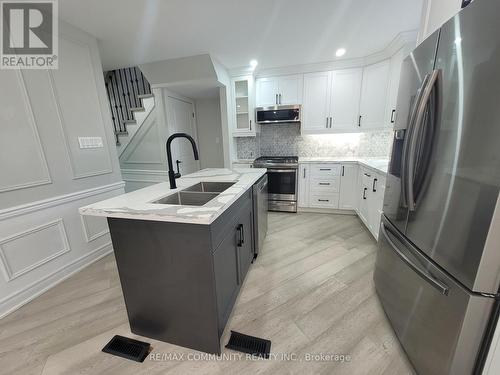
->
339, 164, 358, 210
358, 168, 370, 225
213, 226, 240, 334
233, 76, 256, 135
368, 173, 386, 240
278, 75, 303, 105
256, 78, 279, 107
331, 69, 363, 131
237, 201, 254, 280
386, 48, 405, 128
298, 164, 310, 208
359, 60, 390, 129
302, 72, 332, 133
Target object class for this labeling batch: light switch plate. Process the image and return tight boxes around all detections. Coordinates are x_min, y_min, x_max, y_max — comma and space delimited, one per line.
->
78, 137, 104, 149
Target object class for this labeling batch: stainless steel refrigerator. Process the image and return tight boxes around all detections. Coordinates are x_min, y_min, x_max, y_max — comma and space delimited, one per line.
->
374, 1, 500, 374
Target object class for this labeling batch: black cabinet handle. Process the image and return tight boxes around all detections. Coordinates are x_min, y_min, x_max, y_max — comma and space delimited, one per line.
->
318, 199, 330, 202
342, 166, 345, 176
303, 168, 306, 178
236, 224, 243, 247
319, 168, 331, 171
276, 94, 278, 105
249, 120, 252, 130
372, 178, 378, 192
358, 115, 362, 127
364, 172, 371, 177
363, 188, 367, 200
319, 183, 331, 186
241, 224, 245, 244
391, 109, 396, 123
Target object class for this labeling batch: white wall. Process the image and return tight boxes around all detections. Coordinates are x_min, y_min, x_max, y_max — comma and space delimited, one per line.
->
195, 97, 224, 169
417, 0, 462, 44
119, 88, 205, 191
0, 21, 124, 317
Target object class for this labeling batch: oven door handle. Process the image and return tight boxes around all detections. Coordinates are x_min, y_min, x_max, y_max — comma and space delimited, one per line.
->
266, 169, 297, 173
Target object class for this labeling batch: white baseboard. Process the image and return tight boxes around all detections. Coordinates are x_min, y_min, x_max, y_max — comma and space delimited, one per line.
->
298, 207, 356, 215
0, 242, 113, 319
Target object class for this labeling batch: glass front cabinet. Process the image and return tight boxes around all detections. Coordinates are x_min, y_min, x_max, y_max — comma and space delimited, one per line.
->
232, 75, 256, 137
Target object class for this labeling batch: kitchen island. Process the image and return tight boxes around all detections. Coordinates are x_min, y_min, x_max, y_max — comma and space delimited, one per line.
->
79, 168, 266, 354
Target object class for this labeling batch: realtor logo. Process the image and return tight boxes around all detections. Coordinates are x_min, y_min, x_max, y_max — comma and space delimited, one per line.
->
1, 0, 58, 69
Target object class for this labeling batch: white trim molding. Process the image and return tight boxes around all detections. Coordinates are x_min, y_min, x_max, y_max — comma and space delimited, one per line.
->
0, 181, 125, 221
121, 169, 168, 183
228, 30, 418, 78
0, 219, 71, 282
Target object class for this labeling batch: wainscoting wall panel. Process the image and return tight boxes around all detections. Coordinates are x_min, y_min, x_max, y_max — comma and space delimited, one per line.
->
0, 219, 70, 281
0, 70, 51, 193
48, 36, 113, 179
0, 20, 125, 318
0, 182, 125, 318
80, 215, 109, 242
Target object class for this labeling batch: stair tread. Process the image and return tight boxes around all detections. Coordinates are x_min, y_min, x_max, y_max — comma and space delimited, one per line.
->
115, 131, 128, 135
137, 94, 154, 99
123, 119, 136, 124
130, 107, 145, 112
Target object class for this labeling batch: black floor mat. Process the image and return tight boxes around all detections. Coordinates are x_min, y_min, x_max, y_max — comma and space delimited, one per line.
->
102, 335, 151, 362
225, 331, 271, 358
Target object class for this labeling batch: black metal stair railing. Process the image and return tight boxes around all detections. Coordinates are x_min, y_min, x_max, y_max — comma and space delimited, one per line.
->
104, 67, 152, 141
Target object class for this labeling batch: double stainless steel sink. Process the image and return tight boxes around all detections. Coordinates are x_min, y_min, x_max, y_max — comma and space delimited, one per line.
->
152, 182, 235, 206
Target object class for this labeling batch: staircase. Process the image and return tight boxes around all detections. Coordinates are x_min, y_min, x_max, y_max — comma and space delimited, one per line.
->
103, 67, 153, 146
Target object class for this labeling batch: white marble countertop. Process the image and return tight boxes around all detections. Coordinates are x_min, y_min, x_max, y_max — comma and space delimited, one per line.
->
298, 157, 389, 174
79, 168, 266, 225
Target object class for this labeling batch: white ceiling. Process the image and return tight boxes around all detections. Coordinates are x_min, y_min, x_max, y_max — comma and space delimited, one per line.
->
59, 0, 423, 71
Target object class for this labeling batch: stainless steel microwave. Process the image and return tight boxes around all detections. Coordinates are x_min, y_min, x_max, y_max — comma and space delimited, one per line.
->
255, 105, 301, 124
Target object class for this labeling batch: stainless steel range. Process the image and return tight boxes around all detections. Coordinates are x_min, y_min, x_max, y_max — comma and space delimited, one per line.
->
253, 156, 298, 213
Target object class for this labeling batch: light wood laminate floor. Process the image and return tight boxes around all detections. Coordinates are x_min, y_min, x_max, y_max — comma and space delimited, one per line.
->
0, 212, 415, 375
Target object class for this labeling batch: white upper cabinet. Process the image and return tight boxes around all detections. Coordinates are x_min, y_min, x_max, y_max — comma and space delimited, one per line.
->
359, 60, 391, 130
386, 48, 406, 128
302, 68, 363, 134
255, 78, 279, 107
302, 71, 332, 133
232, 75, 256, 136
278, 75, 303, 105
256, 74, 303, 107
331, 69, 363, 131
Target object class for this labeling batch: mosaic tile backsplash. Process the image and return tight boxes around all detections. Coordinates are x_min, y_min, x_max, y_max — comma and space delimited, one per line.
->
235, 123, 393, 159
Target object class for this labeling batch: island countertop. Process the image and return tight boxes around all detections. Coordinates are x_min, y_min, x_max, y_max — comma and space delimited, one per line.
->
79, 168, 266, 225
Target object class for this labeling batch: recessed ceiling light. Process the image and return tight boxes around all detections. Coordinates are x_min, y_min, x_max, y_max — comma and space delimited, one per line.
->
336, 48, 346, 57
250, 59, 258, 69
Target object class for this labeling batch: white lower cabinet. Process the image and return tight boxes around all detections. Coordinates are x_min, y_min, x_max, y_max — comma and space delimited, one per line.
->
308, 163, 341, 208
368, 173, 386, 240
298, 164, 310, 208
356, 166, 386, 239
338, 164, 358, 210
298, 161, 386, 240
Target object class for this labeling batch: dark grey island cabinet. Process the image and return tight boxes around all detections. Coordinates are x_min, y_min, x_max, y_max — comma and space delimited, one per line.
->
107, 188, 254, 354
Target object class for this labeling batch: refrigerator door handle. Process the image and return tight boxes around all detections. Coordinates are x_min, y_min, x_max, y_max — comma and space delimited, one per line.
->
381, 222, 450, 296
407, 69, 440, 211
401, 74, 431, 209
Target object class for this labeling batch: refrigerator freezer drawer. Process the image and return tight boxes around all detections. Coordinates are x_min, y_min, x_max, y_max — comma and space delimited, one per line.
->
374, 216, 494, 375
